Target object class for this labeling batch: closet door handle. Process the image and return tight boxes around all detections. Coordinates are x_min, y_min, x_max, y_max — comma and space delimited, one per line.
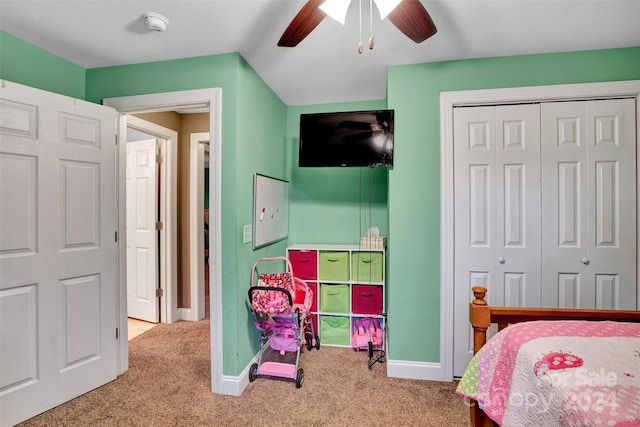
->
581, 258, 590, 265
497, 257, 505, 264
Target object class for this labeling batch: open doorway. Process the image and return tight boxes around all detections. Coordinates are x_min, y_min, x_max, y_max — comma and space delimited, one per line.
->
104, 88, 223, 393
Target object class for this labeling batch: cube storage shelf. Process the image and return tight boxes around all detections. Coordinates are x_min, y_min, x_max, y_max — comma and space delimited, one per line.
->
287, 244, 385, 348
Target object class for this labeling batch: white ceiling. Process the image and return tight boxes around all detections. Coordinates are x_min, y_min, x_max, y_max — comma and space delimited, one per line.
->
1, 0, 639, 106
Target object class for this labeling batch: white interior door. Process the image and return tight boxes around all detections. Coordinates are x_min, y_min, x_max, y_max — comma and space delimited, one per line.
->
126, 138, 159, 322
0, 81, 118, 426
453, 103, 542, 376
541, 98, 637, 309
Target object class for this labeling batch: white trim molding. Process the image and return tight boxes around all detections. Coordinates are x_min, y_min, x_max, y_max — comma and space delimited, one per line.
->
387, 359, 445, 381
104, 88, 224, 395
187, 132, 210, 322
222, 353, 261, 397
440, 80, 640, 381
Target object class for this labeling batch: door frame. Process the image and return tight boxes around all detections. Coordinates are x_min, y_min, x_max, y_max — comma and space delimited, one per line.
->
440, 80, 640, 381
125, 116, 177, 324
104, 88, 223, 394
186, 131, 210, 321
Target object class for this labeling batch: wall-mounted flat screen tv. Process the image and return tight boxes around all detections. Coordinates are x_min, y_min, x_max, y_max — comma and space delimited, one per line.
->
299, 110, 394, 167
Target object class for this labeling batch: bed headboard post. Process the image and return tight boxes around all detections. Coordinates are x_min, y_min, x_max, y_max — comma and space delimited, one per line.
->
470, 286, 491, 353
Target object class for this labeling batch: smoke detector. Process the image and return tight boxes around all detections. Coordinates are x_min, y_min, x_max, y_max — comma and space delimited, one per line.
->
142, 12, 169, 32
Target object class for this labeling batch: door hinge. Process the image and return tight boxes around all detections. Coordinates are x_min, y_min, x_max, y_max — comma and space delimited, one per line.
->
155, 221, 163, 231
116, 327, 119, 339
115, 134, 118, 145
156, 154, 163, 164
156, 288, 164, 298
115, 231, 118, 242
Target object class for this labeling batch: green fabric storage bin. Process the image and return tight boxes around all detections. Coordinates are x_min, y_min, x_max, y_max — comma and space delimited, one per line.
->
351, 252, 383, 282
320, 316, 350, 346
319, 251, 350, 281
319, 283, 350, 313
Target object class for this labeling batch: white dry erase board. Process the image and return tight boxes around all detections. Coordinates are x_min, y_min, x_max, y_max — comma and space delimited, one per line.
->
253, 174, 289, 249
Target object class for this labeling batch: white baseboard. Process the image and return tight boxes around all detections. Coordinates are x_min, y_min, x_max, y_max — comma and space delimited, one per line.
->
220, 353, 260, 396
386, 359, 450, 382
221, 356, 451, 396
178, 307, 197, 322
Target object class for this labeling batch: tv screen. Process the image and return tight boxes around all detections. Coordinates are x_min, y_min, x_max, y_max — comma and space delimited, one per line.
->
299, 110, 394, 167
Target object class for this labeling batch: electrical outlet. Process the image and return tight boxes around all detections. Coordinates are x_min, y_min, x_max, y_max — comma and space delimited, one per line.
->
243, 224, 252, 244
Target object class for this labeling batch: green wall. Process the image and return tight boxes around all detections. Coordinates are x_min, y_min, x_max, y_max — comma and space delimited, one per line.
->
3, 29, 640, 378
86, 53, 288, 376
234, 59, 288, 374
287, 100, 389, 245
387, 46, 640, 364
0, 31, 85, 99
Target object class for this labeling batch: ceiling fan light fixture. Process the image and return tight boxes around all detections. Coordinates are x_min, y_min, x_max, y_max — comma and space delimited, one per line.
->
320, 0, 401, 24
319, 0, 350, 25
142, 12, 169, 32
374, 0, 402, 19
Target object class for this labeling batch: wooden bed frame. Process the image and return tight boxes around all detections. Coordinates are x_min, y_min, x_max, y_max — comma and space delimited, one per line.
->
468, 286, 640, 427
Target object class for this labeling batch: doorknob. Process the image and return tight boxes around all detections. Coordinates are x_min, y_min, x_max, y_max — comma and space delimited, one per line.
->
498, 257, 505, 264
581, 258, 590, 265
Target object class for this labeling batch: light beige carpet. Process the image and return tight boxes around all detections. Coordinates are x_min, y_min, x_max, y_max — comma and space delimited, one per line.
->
19, 318, 471, 426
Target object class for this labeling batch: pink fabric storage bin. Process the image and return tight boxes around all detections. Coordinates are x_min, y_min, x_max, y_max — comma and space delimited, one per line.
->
352, 285, 383, 315
289, 250, 317, 280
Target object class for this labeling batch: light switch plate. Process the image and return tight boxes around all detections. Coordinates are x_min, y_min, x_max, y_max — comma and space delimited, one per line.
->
243, 224, 252, 244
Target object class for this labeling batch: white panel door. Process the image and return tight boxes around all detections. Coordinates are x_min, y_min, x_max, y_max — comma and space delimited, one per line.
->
126, 138, 159, 322
495, 105, 542, 307
0, 81, 117, 426
453, 104, 541, 376
541, 99, 636, 309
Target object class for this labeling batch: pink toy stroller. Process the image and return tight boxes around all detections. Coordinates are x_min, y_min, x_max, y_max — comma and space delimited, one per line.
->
248, 257, 319, 388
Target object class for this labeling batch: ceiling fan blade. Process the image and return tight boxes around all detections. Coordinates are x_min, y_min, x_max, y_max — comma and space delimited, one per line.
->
387, 0, 437, 43
278, 0, 327, 47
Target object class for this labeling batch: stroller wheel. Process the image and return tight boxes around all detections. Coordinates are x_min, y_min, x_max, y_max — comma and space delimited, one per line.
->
249, 363, 259, 382
314, 334, 321, 350
296, 368, 304, 388
305, 337, 313, 351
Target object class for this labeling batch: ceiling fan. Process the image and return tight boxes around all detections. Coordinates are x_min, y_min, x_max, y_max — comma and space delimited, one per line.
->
278, 0, 437, 47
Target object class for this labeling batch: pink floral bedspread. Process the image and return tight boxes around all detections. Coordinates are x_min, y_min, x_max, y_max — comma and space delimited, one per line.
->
456, 321, 640, 426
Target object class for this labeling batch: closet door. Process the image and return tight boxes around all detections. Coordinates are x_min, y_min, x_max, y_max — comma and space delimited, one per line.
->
452, 104, 541, 376
541, 99, 637, 309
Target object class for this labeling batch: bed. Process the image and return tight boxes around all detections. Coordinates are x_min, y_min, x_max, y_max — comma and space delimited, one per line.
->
457, 286, 640, 427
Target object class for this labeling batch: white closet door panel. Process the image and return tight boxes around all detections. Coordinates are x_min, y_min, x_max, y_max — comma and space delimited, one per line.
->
541, 101, 589, 308
558, 162, 581, 246
453, 104, 541, 377
469, 165, 491, 246
542, 99, 636, 309
454, 106, 497, 289
495, 105, 541, 307
558, 273, 580, 308
453, 106, 497, 376
586, 98, 636, 309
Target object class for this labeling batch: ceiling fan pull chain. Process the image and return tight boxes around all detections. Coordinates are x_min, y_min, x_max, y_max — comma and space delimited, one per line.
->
358, 0, 363, 54
369, 0, 374, 49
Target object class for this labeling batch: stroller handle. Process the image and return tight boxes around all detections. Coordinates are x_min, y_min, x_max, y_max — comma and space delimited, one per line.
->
251, 256, 295, 287
248, 285, 293, 306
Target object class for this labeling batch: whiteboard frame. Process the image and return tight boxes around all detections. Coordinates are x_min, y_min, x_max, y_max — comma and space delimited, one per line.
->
252, 173, 290, 249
